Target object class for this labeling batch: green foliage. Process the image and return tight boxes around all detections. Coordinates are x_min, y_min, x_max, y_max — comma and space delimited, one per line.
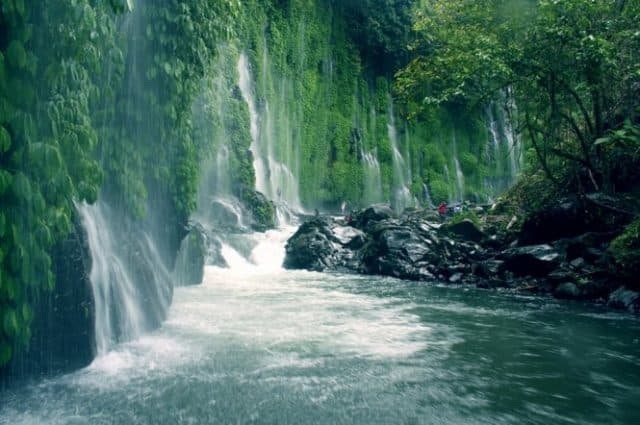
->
459, 152, 479, 176
609, 217, 640, 285
0, 0, 241, 369
449, 210, 481, 227
429, 179, 449, 204
337, 0, 414, 74
396, 0, 640, 193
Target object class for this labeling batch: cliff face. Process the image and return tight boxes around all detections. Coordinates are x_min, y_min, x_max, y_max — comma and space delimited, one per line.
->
1, 0, 520, 383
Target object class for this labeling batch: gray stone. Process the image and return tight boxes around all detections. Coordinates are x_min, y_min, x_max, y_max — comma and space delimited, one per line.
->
449, 273, 463, 283
554, 282, 581, 299
174, 225, 207, 286
608, 287, 640, 313
499, 244, 561, 277
444, 219, 486, 243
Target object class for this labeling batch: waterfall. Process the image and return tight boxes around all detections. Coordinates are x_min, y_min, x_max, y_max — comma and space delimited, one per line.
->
503, 87, 522, 179
361, 149, 383, 205
77, 202, 173, 356
422, 183, 434, 208
237, 51, 302, 217
453, 157, 465, 202
451, 133, 465, 203
443, 164, 454, 203
387, 102, 414, 212
237, 53, 269, 197
484, 88, 522, 195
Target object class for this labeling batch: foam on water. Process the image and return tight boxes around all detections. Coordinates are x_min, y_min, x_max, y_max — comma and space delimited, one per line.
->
2, 227, 640, 425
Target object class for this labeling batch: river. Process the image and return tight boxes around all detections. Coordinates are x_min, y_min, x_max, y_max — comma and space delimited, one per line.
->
1, 228, 639, 424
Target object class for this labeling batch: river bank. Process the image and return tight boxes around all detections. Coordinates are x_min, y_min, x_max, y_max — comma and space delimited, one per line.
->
283, 196, 640, 313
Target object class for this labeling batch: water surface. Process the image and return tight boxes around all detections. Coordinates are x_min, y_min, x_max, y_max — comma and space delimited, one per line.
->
1, 245, 639, 424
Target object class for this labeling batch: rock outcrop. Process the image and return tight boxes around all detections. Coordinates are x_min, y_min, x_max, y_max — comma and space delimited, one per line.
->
284, 202, 638, 313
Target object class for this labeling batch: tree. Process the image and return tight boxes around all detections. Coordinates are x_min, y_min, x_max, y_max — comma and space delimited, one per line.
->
396, 0, 640, 192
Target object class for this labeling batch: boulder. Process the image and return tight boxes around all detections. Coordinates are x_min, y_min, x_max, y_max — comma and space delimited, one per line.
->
173, 225, 207, 285
206, 236, 228, 268
519, 193, 633, 246
283, 218, 340, 271
239, 187, 276, 231
473, 259, 504, 279
5, 216, 95, 381
361, 221, 445, 281
499, 244, 561, 277
607, 287, 640, 313
518, 197, 586, 245
333, 225, 366, 248
444, 219, 485, 243
554, 282, 582, 300
353, 204, 395, 229
210, 199, 244, 229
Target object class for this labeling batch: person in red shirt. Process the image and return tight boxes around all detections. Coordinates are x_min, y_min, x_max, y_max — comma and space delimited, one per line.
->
438, 201, 448, 216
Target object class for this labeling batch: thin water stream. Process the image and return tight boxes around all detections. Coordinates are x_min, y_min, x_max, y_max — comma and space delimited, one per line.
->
1, 227, 639, 425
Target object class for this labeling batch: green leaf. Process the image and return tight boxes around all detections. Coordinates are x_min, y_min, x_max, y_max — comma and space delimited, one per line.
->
21, 303, 33, 324
2, 276, 17, 302
3, 308, 19, 338
0, 126, 10, 153
0, 343, 12, 366
0, 211, 5, 238
11, 172, 32, 203
6, 41, 27, 69
0, 170, 12, 196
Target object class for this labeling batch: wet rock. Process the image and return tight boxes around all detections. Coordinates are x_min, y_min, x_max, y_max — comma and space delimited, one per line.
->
205, 235, 228, 268
518, 197, 586, 245
283, 218, 340, 271
569, 257, 586, 269
5, 215, 95, 380
558, 232, 614, 263
444, 219, 485, 243
333, 225, 366, 248
554, 282, 581, 299
353, 204, 395, 229
499, 244, 561, 277
474, 260, 504, 279
449, 273, 463, 283
239, 187, 276, 231
174, 225, 207, 285
210, 199, 244, 229
362, 224, 415, 277
608, 287, 640, 313
519, 193, 633, 247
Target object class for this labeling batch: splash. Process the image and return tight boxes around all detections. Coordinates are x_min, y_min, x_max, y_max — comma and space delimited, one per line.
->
77, 202, 172, 356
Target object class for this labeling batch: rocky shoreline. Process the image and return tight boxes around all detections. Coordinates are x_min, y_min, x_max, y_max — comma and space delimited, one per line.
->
283, 200, 640, 313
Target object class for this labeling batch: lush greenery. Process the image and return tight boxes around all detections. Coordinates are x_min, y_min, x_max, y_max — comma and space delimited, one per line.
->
609, 217, 640, 285
4, 0, 638, 373
208, 0, 502, 210
0, 0, 239, 369
396, 0, 640, 194
395, 0, 640, 282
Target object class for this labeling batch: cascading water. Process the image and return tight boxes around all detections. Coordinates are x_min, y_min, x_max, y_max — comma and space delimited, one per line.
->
237, 51, 302, 218
422, 183, 434, 208
453, 157, 465, 202
450, 133, 466, 203
443, 164, 454, 203
361, 149, 383, 205
77, 202, 172, 356
484, 88, 522, 195
387, 102, 414, 212
503, 87, 523, 179
237, 53, 269, 197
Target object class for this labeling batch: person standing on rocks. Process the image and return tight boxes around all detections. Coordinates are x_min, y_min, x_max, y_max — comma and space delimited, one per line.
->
438, 201, 448, 217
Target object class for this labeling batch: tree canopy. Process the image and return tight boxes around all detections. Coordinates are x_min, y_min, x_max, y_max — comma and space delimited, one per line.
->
396, 0, 640, 192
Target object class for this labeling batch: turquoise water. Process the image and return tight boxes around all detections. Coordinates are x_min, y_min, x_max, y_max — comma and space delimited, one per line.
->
1, 266, 639, 424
